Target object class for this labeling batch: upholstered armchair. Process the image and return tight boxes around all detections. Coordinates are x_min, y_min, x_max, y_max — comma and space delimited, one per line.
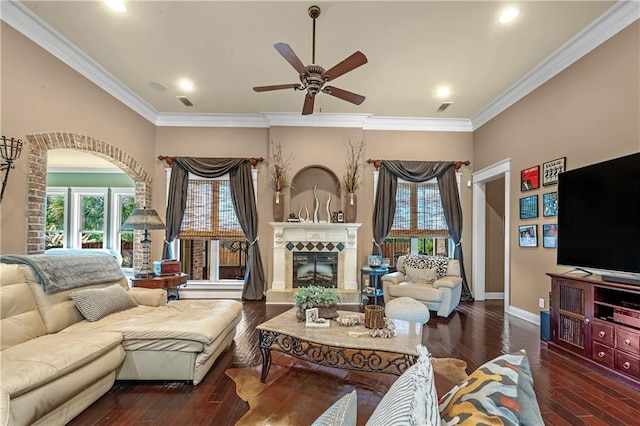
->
382, 255, 463, 317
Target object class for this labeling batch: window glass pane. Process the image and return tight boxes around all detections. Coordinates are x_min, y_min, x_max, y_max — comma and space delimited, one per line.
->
120, 196, 135, 267
45, 194, 65, 249
219, 240, 248, 280
81, 195, 104, 247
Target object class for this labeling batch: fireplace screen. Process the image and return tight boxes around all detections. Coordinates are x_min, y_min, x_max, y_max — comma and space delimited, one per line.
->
292, 252, 338, 288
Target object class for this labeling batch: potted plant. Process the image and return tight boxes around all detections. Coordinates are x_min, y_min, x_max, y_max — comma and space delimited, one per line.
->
342, 140, 364, 223
293, 285, 341, 321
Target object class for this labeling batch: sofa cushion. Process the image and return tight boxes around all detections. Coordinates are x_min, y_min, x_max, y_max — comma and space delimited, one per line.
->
0, 332, 123, 397
404, 265, 437, 284
70, 284, 138, 322
311, 389, 357, 426
438, 350, 543, 425
400, 255, 449, 278
366, 344, 439, 426
387, 282, 443, 303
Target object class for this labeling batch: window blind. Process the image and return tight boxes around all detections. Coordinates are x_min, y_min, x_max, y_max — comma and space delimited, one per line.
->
179, 179, 245, 239
389, 181, 449, 237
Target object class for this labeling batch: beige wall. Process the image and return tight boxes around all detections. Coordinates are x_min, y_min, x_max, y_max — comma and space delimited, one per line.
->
0, 23, 157, 254
485, 178, 505, 293
474, 22, 640, 314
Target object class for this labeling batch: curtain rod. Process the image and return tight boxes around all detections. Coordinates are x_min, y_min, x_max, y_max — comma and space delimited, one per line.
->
366, 159, 470, 170
157, 155, 264, 167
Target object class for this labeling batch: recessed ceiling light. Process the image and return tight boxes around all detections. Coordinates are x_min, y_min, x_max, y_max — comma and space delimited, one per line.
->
436, 86, 451, 99
178, 79, 194, 92
105, 0, 126, 13
498, 6, 520, 24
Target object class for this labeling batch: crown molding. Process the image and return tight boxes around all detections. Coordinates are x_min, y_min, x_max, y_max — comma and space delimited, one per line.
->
156, 113, 269, 128
472, 1, 640, 130
364, 116, 473, 132
1, 0, 158, 123
262, 112, 371, 128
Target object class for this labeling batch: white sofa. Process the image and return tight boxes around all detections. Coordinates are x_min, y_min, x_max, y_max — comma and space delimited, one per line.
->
0, 255, 243, 426
382, 255, 462, 318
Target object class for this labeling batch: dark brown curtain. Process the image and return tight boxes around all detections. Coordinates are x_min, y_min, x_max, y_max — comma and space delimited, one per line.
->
164, 157, 265, 300
372, 160, 472, 301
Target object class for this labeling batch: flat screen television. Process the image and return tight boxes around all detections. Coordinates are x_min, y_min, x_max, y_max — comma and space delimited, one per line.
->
557, 152, 640, 285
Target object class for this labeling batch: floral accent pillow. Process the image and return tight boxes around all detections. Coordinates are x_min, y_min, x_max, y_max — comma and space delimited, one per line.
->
401, 255, 449, 278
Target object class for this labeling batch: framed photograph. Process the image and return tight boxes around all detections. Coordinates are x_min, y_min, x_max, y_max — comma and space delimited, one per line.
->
518, 224, 538, 247
519, 195, 538, 219
543, 224, 558, 248
305, 307, 319, 324
542, 157, 566, 186
520, 166, 540, 192
543, 192, 558, 217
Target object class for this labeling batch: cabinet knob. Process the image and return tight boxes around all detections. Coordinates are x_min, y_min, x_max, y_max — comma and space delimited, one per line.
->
623, 361, 631, 370
624, 339, 631, 346
599, 331, 606, 338
584, 318, 590, 324
598, 351, 605, 358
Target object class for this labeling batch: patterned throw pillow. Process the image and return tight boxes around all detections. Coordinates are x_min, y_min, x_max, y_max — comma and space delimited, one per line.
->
311, 390, 357, 426
405, 265, 438, 284
70, 284, 138, 322
401, 255, 450, 278
366, 344, 440, 426
439, 350, 543, 425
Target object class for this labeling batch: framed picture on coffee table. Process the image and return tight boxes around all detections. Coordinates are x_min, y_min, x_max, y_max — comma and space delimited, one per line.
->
520, 166, 540, 192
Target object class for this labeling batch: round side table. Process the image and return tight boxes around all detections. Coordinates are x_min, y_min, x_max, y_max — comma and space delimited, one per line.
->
360, 266, 389, 307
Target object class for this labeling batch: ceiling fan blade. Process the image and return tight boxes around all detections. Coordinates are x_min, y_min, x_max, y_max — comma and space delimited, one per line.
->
322, 86, 365, 105
253, 84, 301, 92
302, 94, 315, 115
274, 43, 308, 76
321, 51, 368, 81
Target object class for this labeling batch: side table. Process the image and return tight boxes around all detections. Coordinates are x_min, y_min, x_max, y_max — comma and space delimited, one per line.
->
131, 273, 188, 301
360, 266, 389, 307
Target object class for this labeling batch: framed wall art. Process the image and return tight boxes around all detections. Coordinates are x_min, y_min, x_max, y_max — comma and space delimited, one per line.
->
542, 157, 566, 186
543, 192, 558, 217
543, 224, 558, 248
518, 224, 538, 247
519, 195, 538, 219
520, 166, 540, 192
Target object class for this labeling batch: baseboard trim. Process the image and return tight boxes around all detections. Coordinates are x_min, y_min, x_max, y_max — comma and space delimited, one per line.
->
507, 305, 541, 325
485, 292, 505, 300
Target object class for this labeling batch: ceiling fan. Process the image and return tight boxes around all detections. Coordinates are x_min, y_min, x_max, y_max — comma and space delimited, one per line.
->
253, 5, 368, 115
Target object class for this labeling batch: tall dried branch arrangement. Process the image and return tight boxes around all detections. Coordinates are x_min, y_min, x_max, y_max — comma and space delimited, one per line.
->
343, 140, 364, 193
269, 142, 293, 192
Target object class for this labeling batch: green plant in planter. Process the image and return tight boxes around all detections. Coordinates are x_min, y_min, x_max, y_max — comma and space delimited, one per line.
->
293, 285, 341, 310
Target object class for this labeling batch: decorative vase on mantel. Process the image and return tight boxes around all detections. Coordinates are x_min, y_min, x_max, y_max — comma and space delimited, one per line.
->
295, 304, 339, 322
273, 191, 285, 222
346, 192, 357, 223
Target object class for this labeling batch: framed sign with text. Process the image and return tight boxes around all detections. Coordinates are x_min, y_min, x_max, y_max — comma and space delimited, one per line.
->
542, 157, 566, 186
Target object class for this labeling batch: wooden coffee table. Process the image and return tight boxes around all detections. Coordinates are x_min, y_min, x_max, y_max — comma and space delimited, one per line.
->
256, 309, 422, 383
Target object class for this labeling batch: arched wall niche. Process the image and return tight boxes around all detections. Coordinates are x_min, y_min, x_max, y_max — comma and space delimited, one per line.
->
290, 165, 341, 222
25, 132, 152, 258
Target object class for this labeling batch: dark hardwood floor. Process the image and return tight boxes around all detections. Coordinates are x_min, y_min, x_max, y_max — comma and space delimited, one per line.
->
69, 300, 640, 425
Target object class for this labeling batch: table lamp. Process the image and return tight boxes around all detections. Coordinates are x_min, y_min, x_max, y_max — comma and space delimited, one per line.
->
121, 207, 165, 278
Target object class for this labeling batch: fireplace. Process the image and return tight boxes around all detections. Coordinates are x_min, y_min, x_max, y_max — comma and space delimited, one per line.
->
268, 222, 361, 304
293, 252, 338, 288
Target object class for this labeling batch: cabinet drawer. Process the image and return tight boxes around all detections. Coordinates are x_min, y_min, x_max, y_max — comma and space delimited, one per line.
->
615, 351, 640, 379
592, 320, 615, 346
592, 341, 615, 368
616, 328, 640, 355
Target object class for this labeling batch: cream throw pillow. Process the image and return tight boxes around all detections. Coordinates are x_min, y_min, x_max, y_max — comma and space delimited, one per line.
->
404, 265, 437, 284
70, 284, 138, 322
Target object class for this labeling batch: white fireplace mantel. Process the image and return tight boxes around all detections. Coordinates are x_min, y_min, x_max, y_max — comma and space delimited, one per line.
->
267, 222, 362, 304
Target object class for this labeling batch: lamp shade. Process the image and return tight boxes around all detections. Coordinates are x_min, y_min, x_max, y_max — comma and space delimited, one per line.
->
121, 208, 165, 231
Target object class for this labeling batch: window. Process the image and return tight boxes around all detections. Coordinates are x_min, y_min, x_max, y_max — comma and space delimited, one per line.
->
71, 188, 107, 249
45, 188, 67, 249
377, 176, 460, 266
168, 169, 258, 284
111, 189, 135, 267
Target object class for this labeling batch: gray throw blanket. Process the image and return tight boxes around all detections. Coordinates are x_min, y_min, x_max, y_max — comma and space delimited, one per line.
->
0, 254, 125, 293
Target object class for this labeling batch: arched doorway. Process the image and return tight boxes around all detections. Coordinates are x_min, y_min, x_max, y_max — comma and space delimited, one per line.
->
25, 132, 152, 258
